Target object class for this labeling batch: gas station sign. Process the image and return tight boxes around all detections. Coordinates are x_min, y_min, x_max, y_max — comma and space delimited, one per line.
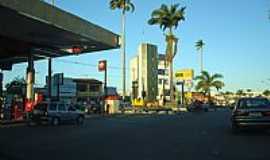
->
98, 60, 107, 72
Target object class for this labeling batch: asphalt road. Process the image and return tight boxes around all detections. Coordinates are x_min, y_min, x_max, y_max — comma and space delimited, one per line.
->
0, 110, 270, 160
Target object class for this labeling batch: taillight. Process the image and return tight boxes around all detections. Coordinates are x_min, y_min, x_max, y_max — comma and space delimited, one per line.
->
263, 111, 270, 116
234, 110, 249, 116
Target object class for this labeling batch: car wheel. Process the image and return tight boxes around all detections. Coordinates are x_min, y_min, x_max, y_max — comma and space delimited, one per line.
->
52, 117, 60, 126
76, 116, 84, 125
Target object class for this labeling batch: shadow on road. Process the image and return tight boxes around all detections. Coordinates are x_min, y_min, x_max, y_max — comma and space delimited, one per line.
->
229, 128, 270, 137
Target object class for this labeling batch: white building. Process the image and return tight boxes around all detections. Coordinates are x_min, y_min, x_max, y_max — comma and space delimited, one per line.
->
130, 43, 158, 101
157, 54, 171, 101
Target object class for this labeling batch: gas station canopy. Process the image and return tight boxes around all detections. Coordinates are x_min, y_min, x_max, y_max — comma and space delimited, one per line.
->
0, 0, 120, 70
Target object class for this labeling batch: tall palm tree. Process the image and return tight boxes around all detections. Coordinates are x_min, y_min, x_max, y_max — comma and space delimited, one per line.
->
194, 71, 225, 102
148, 3, 186, 102
109, 0, 135, 99
195, 40, 205, 73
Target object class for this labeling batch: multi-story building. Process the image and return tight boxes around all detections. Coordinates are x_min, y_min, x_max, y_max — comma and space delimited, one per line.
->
46, 75, 103, 104
130, 43, 158, 101
157, 54, 171, 101
73, 78, 103, 103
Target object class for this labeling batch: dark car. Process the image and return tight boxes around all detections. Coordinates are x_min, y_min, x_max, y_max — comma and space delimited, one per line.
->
188, 100, 208, 112
231, 97, 270, 132
30, 102, 85, 126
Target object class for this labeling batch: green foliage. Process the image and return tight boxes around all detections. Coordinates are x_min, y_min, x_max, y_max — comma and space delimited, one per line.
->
109, 0, 135, 13
148, 3, 186, 34
5, 77, 26, 95
263, 90, 270, 96
194, 71, 225, 96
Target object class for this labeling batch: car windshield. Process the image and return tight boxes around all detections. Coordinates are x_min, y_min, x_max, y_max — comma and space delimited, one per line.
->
239, 99, 270, 109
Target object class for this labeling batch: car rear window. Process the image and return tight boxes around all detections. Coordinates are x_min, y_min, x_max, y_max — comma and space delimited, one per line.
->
49, 104, 57, 111
239, 99, 270, 109
58, 104, 66, 111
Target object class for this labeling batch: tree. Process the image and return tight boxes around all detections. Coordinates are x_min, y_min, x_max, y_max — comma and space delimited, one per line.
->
5, 77, 26, 96
194, 71, 225, 102
109, 0, 135, 99
263, 90, 270, 97
148, 3, 186, 101
195, 40, 205, 73
236, 89, 244, 97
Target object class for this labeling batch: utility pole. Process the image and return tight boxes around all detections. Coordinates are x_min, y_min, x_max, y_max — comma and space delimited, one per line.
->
0, 70, 3, 98
48, 58, 52, 101
121, 12, 126, 101
48, 0, 54, 102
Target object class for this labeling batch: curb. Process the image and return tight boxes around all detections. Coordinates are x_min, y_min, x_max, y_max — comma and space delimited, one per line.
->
0, 120, 26, 126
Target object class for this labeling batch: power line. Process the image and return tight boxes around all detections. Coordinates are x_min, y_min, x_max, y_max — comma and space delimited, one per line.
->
55, 59, 129, 70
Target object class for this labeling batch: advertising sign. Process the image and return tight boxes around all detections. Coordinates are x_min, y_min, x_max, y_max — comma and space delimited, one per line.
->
175, 69, 194, 81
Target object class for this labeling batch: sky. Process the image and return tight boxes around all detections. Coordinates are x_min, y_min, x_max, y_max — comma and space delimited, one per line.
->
2, 0, 270, 93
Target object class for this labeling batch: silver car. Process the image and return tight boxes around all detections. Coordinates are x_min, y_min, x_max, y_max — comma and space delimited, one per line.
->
31, 102, 85, 126
231, 97, 270, 132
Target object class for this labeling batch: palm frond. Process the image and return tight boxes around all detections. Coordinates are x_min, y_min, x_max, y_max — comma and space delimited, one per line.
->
148, 3, 186, 33
211, 81, 225, 91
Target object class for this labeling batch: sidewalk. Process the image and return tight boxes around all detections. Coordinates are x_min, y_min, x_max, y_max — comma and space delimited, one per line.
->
0, 119, 25, 125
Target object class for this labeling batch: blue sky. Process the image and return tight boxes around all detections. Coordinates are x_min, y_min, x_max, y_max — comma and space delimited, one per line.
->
2, 0, 270, 92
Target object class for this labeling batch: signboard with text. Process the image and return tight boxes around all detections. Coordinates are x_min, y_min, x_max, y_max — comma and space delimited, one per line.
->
175, 69, 194, 81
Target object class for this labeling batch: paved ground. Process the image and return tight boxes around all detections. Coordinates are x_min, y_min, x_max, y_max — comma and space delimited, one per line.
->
0, 110, 270, 160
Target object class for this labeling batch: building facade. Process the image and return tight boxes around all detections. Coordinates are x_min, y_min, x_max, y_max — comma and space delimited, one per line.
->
46, 75, 103, 104
157, 54, 171, 101
130, 43, 158, 101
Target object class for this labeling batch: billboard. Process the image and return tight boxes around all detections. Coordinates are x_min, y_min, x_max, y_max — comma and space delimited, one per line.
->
175, 69, 194, 81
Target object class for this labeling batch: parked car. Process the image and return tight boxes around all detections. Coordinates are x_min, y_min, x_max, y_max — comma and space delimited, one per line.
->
30, 102, 85, 126
231, 97, 270, 132
188, 100, 208, 112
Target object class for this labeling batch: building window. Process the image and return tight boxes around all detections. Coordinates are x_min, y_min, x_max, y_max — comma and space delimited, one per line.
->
159, 79, 163, 84
77, 84, 87, 92
89, 85, 100, 92
158, 69, 165, 75
164, 80, 169, 85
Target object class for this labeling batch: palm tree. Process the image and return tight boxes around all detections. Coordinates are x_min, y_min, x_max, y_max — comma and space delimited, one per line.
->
194, 71, 225, 102
109, 0, 135, 99
195, 40, 205, 73
148, 3, 186, 102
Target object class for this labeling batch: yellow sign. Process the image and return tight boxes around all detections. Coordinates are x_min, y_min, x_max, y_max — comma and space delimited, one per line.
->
132, 98, 145, 107
175, 69, 194, 81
